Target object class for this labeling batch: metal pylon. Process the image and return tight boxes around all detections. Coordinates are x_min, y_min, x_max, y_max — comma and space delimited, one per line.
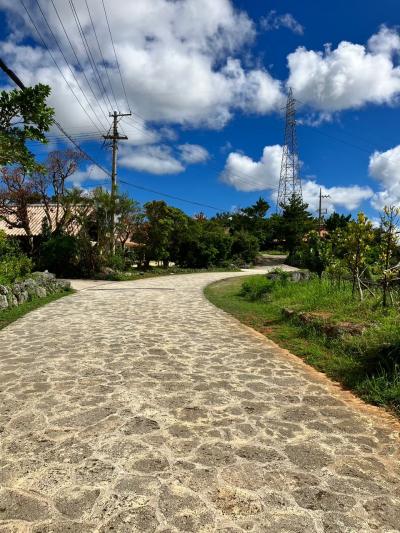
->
276, 88, 302, 211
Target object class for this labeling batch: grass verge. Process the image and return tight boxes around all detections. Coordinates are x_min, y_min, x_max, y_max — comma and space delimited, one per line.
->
0, 290, 74, 331
205, 275, 400, 416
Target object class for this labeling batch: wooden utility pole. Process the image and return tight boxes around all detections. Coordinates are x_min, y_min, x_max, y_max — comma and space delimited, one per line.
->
103, 111, 131, 253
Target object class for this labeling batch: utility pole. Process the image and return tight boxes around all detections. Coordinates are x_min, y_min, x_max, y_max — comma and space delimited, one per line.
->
318, 188, 330, 234
103, 111, 131, 253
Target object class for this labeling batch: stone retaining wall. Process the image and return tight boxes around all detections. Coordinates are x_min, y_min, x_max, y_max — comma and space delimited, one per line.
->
0, 272, 71, 310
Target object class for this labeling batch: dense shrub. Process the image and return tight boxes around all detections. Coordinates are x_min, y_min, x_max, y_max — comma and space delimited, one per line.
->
0, 230, 32, 284
239, 276, 273, 301
38, 234, 79, 277
173, 223, 233, 269
231, 230, 259, 264
289, 232, 332, 278
0, 255, 32, 284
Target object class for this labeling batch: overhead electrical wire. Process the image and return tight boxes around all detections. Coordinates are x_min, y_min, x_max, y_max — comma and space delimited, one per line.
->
0, 34, 276, 202
48, 0, 109, 125
19, 0, 105, 135
13, 5, 395, 204
68, 0, 114, 113
101, 0, 131, 113
118, 179, 222, 211
84, 0, 118, 111
16, 2, 397, 197
28, 0, 105, 133
120, 117, 157, 142
300, 124, 389, 157
295, 97, 394, 154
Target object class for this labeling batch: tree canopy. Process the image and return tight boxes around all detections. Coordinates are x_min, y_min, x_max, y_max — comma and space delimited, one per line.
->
0, 84, 54, 169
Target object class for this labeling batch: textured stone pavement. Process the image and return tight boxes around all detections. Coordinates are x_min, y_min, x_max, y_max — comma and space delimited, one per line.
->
1, 271, 400, 532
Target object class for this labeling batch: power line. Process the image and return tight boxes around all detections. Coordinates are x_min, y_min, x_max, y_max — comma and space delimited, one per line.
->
1, 43, 280, 199
101, 0, 130, 112
0, 54, 107, 169
296, 97, 396, 149
19, 0, 104, 134
300, 123, 400, 171
48, 0, 109, 125
300, 125, 378, 155
29, 0, 105, 133
120, 117, 158, 142
125, 109, 151, 126
84, 0, 118, 111
68, 0, 114, 113
118, 179, 222, 211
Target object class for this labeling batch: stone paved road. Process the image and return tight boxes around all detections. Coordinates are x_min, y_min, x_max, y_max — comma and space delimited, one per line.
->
1, 271, 400, 532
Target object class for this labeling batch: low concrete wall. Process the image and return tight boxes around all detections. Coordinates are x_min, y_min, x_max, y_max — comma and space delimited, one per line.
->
0, 272, 71, 310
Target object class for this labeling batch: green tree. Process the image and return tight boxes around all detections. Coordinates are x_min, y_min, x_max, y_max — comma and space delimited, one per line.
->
231, 230, 259, 264
262, 212, 284, 251
297, 231, 332, 278
241, 197, 270, 219
0, 84, 54, 168
136, 201, 189, 268
214, 197, 270, 247
115, 195, 143, 249
173, 219, 232, 269
325, 212, 352, 233
82, 187, 142, 261
280, 194, 314, 262
342, 212, 375, 299
377, 206, 400, 307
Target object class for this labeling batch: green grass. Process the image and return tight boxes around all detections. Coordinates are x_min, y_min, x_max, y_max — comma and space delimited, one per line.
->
0, 290, 74, 331
205, 275, 400, 416
96, 265, 240, 282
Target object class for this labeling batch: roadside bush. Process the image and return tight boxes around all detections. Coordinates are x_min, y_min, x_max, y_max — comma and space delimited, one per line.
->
0, 230, 32, 284
231, 230, 259, 264
174, 223, 232, 269
39, 234, 80, 277
290, 232, 332, 278
267, 267, 291, 285
106, 249, 128, 271
0, 255, 32, 284
239, 276, 274, 301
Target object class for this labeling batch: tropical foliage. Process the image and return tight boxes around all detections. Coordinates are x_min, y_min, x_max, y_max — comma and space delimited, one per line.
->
0, 84, 54, 169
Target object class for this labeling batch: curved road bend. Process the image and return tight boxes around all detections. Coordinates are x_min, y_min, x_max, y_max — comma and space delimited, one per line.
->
0, 270, 399, 532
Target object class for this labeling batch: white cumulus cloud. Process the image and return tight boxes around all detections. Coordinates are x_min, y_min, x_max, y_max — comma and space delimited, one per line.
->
287, 25, 400, 113
178, 144, 210, 164
261, 11, 304, 35
67, 164, 109, 188
302, 181, 373, 213
119, 145, 185, 175
221, 145, 283, 192
369, 145, 400, 210
0, 0, 284, 135
221, 145, 373, 212
368, 25, 400, 56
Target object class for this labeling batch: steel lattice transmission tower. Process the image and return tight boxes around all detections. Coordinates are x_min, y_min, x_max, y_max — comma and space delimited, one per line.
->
276, 88, 302, 211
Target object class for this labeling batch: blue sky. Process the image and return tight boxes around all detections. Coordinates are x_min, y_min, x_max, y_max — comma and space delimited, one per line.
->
1, 0, 400, 218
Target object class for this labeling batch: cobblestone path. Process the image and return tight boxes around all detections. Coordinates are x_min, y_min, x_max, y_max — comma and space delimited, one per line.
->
1, 272, 400, 532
